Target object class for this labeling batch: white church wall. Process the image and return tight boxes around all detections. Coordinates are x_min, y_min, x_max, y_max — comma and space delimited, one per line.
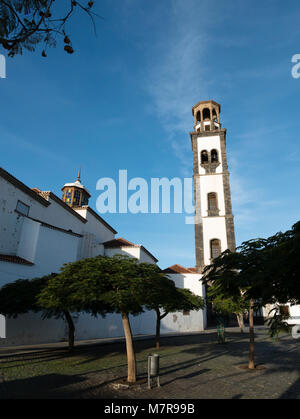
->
17, 217, 41, 263
197, 135, 223, 175
288, 305, 300, 325
139, 248, 157, 264
75, 208, 115, 246
160, 273, 206, 333
199, 174, 226, 217
0, 224, 81, 346
41, 196, 85, 235
202, 218, 228, 266
0, 176, 48, 223
105, 246, 140, 260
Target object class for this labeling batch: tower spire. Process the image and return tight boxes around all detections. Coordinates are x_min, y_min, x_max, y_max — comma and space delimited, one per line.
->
76, 167, 81, 182
61, 167, 91, 208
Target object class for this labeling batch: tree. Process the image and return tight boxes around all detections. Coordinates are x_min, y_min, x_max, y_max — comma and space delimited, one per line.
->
207, 287, 249, 333
141, 265, 204, 349
0, 274, 81, 351
203, 222, 300, 369
0, 1, 98, 57
49, 255, 153, 383
37, 270, 105, 351
202, 242, 269, 370
0, 276, 47, 316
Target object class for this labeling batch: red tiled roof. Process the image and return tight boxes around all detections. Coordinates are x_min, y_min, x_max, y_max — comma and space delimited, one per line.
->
163, 264, 197, 274
0, 254, 34, 265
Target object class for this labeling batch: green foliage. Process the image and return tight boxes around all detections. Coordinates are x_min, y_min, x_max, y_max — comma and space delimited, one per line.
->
207, 292, 247, 317
266, 305, 291, 340
0, 274, 54, 318
142, 265, 204, 317
43, 254, 156, 317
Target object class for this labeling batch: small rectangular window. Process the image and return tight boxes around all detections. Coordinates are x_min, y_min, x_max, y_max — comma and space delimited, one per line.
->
16, 200, 30, 216
183, 310, 190, 316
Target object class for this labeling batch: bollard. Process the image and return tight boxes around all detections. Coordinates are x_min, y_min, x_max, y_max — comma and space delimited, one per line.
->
148, 354, 160, 389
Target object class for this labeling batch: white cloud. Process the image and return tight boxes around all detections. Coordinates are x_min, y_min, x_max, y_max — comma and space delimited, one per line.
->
143, 0, 217, 175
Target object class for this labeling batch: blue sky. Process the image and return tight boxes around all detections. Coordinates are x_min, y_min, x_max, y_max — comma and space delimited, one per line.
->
1, 0, 300, 269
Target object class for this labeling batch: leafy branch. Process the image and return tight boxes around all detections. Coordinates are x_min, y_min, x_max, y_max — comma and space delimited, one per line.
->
0, 0, 99, 57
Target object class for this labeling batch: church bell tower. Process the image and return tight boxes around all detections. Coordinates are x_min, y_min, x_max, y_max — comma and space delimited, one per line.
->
190, 100, 236, 272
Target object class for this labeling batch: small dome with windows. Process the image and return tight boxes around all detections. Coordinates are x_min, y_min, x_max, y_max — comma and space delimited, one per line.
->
61, 168, 91, 208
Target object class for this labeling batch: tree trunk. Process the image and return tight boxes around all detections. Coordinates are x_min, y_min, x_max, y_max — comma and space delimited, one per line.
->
248, 300, 255, 369
121, 312, 136, 383
155, 309, 161, 350
236, 313, 244, 333
64, 311, 75, 351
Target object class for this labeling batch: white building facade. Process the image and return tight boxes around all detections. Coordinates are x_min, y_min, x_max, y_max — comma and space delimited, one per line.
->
0, 166, 206, 345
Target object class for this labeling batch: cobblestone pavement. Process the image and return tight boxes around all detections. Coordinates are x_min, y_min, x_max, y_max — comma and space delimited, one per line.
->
0, 328, 300, 399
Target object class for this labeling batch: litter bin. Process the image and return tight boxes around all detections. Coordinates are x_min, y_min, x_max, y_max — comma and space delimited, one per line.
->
148, 354, 160, 388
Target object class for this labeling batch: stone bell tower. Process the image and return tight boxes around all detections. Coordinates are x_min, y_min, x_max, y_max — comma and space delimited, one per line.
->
190, 100, 236, 272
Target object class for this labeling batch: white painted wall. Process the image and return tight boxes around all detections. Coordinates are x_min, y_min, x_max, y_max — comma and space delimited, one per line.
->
202, 218, 228, 266
75, 208, 115, 246
199, 174, 226, 217
197, 135, 223, 175
0, 315, 5, 338
17, 217, 41, 263
160, 273, 206, 332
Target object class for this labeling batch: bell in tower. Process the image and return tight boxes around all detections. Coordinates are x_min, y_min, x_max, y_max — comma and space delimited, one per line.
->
192, 100, 221, 133
61, 168, 91, 208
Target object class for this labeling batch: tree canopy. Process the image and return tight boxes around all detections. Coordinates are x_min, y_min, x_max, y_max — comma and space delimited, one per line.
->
203, 220, 300, 369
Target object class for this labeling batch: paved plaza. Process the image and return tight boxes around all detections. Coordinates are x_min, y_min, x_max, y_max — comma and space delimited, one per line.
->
0, 327, 299, 399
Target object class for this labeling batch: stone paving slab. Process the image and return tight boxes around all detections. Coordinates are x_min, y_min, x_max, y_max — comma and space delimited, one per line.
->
0, 327, 299, 399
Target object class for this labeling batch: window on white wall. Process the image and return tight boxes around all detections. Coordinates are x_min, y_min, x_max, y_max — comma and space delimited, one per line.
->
210, 239, 221, 260
16, 200, 30, 216
207, 193, 219, 216
211, 149, 219, 163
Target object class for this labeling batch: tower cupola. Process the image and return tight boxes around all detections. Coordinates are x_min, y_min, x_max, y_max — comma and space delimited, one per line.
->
192, 100, 221, 133
61, 168, 91, 208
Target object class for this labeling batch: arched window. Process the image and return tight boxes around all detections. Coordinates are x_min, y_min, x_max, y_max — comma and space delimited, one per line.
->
210, 239, 221, 260
196, 111, 201, 123
73, 189, 81, 206
208, 192, 218, 212
212, 108, 217, 121
201, 150, 209, 163
211, 149, 219, 163
203, 108, 211, 120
